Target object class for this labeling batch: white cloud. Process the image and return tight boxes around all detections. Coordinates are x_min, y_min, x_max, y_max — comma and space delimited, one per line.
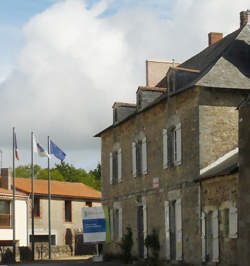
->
0, 0, 249, 169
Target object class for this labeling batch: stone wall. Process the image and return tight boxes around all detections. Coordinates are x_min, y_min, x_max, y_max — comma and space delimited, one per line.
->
238, 104, 250, 266
101, 87, 201, 264
201, 173, 239, 266
199, 105, 238, 169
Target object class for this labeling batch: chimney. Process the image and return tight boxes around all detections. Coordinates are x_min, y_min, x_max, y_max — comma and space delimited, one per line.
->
240, 10, 250, 27
1, 168, 12, 190
208, 32, 223, 46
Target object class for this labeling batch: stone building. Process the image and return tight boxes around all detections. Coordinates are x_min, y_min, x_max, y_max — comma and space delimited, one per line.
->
95, 11, 250, 265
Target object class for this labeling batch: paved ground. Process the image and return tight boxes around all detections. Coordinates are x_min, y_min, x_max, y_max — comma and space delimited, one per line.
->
0, 257, 130, 266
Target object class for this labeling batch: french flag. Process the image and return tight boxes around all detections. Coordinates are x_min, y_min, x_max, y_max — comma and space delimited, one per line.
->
14, 133, 19, 160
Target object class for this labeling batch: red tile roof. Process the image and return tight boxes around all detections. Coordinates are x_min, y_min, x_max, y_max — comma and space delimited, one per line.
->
0, 187, 27, 198
14, 178, 101, 200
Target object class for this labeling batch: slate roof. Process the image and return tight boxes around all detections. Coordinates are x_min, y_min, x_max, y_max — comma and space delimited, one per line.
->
0, 177, 101, 200
159, 24, 250, 91
95, 24, 250, 137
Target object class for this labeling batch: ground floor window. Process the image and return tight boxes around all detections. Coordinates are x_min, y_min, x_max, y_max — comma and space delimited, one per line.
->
0, 200, 11, 227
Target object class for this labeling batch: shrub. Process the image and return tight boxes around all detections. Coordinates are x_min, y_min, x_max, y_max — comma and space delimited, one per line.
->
144, 229, 160, 266
1, 248, 15, 264
119, 227, 133, 264
19, 246, 32, 262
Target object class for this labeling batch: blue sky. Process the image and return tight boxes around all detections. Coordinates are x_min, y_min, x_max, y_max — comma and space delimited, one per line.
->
0, 0, 249, 170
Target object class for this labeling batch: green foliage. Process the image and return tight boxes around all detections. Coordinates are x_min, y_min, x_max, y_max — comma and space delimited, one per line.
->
144, 229, 160, 265
19, 247, 32, 262
15, 162, 101, 191
89, 163, 101, 180
37, 169, 65, 181
119, 227, 133, 264
16, 165, 41, 178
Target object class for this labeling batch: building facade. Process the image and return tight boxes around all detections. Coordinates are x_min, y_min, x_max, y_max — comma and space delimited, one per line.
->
95, 11, 250, 265
0, 169, 101, 248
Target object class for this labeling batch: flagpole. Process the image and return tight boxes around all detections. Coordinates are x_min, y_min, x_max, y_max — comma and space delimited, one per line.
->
12, 127, 16, 262
31, 132, 35, 260
48, 136, 51, 259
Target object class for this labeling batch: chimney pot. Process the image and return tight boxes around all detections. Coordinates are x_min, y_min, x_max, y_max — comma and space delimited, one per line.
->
208, 32, 223, 46
240, 10, 250, 27
1, 168, 11, 190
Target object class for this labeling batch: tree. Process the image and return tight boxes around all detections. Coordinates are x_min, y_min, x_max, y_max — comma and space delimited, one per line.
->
88, 163, 101, 180
16, 165, 41, 178
37, 169, 65, 181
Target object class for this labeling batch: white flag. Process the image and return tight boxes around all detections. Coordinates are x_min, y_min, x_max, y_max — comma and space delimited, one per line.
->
33, 135, 50, 158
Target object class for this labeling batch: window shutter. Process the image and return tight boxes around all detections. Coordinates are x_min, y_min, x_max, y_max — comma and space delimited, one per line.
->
229, 206, 238, 238
175, 198, 182, 260
175, 123, 182, 165
143, 203, 148, 258
142, 137, 147, 175
118, 208, 123, 240
132, 142, 137, 177
163, 129, 168, 169
164, 201, 171, 260
118, 148, 122, 183
212, 209, 219, 262
109, 153, 113, 184
110, 208, 114, 241
201, 212, 207, 262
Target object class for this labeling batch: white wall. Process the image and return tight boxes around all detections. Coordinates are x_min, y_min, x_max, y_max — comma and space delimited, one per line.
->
0, 198, 28, 246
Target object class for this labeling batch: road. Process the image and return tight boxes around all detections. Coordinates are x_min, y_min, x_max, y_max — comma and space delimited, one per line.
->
1, 258, 130, 266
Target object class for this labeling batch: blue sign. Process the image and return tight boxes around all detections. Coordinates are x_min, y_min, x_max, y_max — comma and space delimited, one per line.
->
83, 218, 106, 233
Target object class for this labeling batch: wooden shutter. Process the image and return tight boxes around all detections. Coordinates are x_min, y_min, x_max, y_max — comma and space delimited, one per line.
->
118, 208, 123, 240
142, 137, 147, 175
163, 129, 168, 169
118, 148, 122, 183
175, 198, 182, 260
164, 201, 171, 260
132, 142, 136, 177
229, 206, 238, 238
109, 152, 113, 184
201, 212, 206, 262
176, 123, 182, 165
143, 203, 147, 258
212, 209, 219, 262
110, 208, 114, 241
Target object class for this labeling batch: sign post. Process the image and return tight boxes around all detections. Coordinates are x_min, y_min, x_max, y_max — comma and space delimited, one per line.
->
82, 206, 109, 262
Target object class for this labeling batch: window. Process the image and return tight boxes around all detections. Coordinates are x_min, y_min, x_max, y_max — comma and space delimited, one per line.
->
86, 201, 92, 207
65, 200, 72, 222
110, 148, 122, 184
0, 200, 11, 227
202, 210, 219, 262
34, 198, 40, 217
113, 207, 123, 241
163, 123, 182, 169
132, 137, 147, 177
165, 199, 182, 261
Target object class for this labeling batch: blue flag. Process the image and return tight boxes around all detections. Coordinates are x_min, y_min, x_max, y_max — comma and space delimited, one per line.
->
50, 140, 66, 161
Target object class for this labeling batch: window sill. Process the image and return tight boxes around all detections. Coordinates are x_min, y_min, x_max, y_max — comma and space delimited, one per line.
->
0, 226, 12, 229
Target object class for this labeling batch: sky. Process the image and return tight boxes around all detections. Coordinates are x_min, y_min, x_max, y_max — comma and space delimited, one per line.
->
0, 0, 249, 171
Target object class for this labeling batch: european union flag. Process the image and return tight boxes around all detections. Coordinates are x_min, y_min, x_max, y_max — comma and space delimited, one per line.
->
50, 140, 66, 161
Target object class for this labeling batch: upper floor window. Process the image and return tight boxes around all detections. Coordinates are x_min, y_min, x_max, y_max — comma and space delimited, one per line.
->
86, 201, 92, 207
34, 197, 40, 217
163, 123, 182, 169
132, 137, 147, 177
0, 200, 11, 228
65, 200, 72, 222
110, 148, 122, 184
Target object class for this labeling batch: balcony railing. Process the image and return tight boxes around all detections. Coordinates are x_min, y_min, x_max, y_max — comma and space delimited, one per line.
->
0, 214, 11, 228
